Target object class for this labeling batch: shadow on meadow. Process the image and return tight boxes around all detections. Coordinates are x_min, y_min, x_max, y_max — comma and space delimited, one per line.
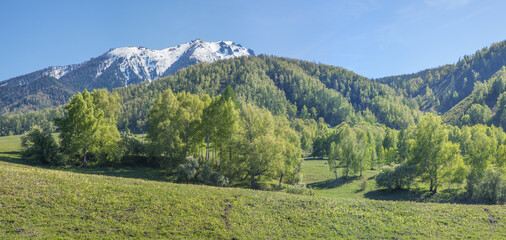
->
303, 156, 327, 161
363, 188, 470, 204
0, 154, 173, 183
307, 176, 361, 190
0, 151, 22, 163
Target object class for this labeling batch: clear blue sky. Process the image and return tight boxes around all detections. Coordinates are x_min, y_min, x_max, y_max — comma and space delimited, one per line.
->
1, 0, 505, 80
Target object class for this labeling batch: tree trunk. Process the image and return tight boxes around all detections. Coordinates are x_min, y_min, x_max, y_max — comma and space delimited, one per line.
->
360, 159, 363, 177
229, 147, 232, 165
278, 173, 284, 188
433, 175, 438, 193
334, 169, 338, 181
83, 147, 87, 167
205, 138, 210, 163
251, 175, 257, 189
168, 152, 174, 174
83, 135, 88, 167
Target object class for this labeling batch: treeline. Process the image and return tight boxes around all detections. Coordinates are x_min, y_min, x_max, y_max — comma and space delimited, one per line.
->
21, 87, 306, 189
1, 55, 421, 136
314, 114, 506, 203
0, 108, 62, 136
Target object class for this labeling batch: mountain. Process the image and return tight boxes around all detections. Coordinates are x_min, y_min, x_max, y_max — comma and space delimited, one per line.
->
0, 39, 254, 114
4, 39, 506, 135
442, 66, 506, 126
378, 40, 506, 113
0, 55, 422, 136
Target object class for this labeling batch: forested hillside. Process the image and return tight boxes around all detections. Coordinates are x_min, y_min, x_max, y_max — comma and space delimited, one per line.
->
0, 76, 75, 115
443, 67, 506, 126
0, 55, 420, 136
379, 40, 506, 113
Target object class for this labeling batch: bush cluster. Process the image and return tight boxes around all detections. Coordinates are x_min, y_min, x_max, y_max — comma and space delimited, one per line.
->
177, 156, 229, 187
375, 164, 416, 190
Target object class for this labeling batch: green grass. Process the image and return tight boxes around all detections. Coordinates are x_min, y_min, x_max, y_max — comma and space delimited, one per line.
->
301, 158, 469, 203
1, 135, 505, 239
0, 135, 21, 160
301, 158, 380, 199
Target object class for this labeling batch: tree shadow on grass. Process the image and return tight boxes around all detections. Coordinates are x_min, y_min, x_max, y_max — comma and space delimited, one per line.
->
304, 157, 327, 161
0, 151, 22, 163
364, 189, 431, 202
307, 176, 361, 190
0, 156, 174, 183
364, 188, 471, 204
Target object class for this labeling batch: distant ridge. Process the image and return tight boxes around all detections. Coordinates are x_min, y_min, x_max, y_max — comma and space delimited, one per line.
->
0, 40, 254, 114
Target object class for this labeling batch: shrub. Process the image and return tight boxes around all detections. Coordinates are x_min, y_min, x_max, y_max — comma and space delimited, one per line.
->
177, 156, 200, 183
359, 181, 367, 192
21, 126, 65, 166
376, 164, 416, 190
118, 133, 147, 166
471, 168, 506, 204
284, 184, 314, 196
177, 157, 229, 187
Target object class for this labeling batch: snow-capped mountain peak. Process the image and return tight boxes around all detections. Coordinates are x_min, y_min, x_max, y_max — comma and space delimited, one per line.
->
97, 40, 254, 84
1, 40, 254, 89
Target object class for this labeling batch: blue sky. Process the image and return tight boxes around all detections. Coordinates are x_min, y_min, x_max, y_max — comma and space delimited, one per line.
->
1, 0, 505, 80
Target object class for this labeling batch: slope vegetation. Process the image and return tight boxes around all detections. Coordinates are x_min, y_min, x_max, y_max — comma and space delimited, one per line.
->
116, 55, 419, 132
0, 144, 504, 239
379, 40, 506, 113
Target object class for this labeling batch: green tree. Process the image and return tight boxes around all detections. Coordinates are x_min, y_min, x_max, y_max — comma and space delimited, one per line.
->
466, 104, 492, 125
236, 104, 283, 188
21, 126, 64, 165
409, 113, 462, 193
328, 142, 339, 180
147, 88, 180, 169
300, 105, 309, 120
397, 128, 410, 163
335, 124, 363, 178
463, 125, 498, 196
56, 89, 120, 167
274, 117, 302, 185
147, 89, 206, 170
382, 128, 397, 150
199, 95, 237, 167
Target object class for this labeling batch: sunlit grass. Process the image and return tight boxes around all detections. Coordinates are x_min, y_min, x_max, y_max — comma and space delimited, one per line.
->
0, 135, 505, 239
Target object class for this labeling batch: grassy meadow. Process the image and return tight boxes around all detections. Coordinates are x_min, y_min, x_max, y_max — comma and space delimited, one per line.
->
301, 158, 469, 203
0, 135, 505, 239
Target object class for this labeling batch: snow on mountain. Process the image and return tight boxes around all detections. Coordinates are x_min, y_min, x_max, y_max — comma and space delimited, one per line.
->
0, 39, 254, 89
101, 39, 253, 84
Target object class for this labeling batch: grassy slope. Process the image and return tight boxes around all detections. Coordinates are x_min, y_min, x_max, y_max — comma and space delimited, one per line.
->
302, 159, 380, 199
1, 136, 505, 239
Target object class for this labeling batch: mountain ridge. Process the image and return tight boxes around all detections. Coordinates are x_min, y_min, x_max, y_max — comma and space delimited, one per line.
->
0, 39, 254, 114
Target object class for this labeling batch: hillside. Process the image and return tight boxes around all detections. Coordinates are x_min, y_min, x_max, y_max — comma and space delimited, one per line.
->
4, 39, 506, 135
378, 40, 506, 113
0, 55, 420, 136
0, 136, 504, 239
0, 40, 253, 115
443, 66, 506, 126
113, 55, 420, 130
